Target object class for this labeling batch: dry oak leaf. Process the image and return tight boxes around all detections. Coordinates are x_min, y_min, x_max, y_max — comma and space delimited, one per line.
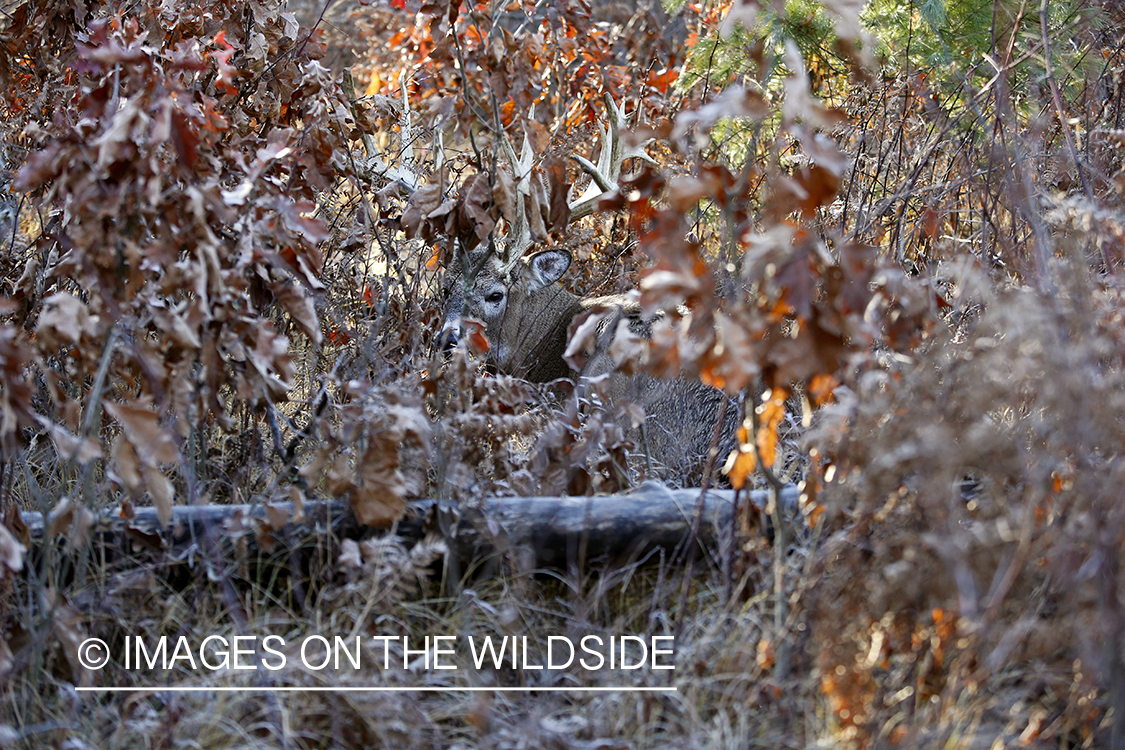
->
402, 184, 449, 242
268, 280, 322, 346
492, 167, 517, 225
105, 400, 179, 526
141, 464, 175, 527
350, 406, 430, 528
43, 589, 93, 687
564, 305, 614, 372
36, 293, 99, 351
40, 420, 102, 465
104, 400, 179, 466
352, 437, 408, 528
46, 495, 96, 551
237, 323, 295, 405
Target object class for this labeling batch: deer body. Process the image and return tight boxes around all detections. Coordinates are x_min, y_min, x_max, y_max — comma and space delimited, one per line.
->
443, 248, 736, 484
439, 96, 737, 484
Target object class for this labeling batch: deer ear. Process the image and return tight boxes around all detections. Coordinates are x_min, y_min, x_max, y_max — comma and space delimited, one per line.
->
527, 250, 571, 291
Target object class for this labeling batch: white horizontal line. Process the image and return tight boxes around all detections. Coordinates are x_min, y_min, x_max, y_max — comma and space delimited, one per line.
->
75, 686, 676, 693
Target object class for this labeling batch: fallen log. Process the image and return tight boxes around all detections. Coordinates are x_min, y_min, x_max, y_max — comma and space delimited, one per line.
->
14, 485, 799, 580
443, 483, 799, 571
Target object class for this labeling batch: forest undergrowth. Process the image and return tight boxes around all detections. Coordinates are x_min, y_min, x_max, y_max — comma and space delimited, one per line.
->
0, 0, 1124, 746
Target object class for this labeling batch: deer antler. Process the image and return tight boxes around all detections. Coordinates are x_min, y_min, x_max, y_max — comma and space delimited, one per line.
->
568, 94, 657, 221
491, 96, 652, 268
498, 132, 537, 269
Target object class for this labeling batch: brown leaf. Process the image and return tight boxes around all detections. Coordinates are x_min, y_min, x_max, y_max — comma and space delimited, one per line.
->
667, 176, 709, 212
264, 502, 290, 530
402, 184, 444, 239
238, 323, 294, 405
36, 293, 99, 350
141, 464, 174, 527
269, 280, 322, 346
94, 98, 143, 171
492, 168, 517, 225
352, 438, 408, 528
278, 199, 329, 245
299, 446, 332, 486
0, 328, 36, 441
288, 486, 307, 522
384, 404, 431, 443
527, 172, 549, 240
543, 154, 571, 231
325, 453, 354, 496
701, 311, 760, 393
105, 400, 179, 466
457, 173, 496, 242
153, 308, 202, 351
253, 517, 278, 553
46, 496, 95, 551
43, 590, 92, 687
565, 306, 613, 372
111, 435, 143, 493
41, 422, 102, 465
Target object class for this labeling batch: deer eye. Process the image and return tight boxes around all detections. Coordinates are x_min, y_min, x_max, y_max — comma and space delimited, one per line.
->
485, 291, 504, 304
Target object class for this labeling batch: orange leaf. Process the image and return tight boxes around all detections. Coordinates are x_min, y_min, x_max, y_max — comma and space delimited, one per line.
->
462, 319, 490, 355
425, 245, 442, 269
645, 69, 678, 94
804, 501, 824, 527
723, 446, 756, 490
700, 362, 726, 390
755, 390, 786, 469
808, 373, 838, 405
921, 205, 943, 239
755, 638, 775, 670
365, 69, 384, 96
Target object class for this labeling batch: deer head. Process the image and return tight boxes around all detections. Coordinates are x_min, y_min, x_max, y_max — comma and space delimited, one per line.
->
441, 95, 653, 381
441, 246, 580, 381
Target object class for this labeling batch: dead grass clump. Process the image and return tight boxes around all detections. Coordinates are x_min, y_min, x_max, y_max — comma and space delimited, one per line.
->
805, 254, 1125, 745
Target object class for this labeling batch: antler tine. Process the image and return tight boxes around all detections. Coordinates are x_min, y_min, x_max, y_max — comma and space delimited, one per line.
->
499, 132, 535, 270
568, 94, 656, 221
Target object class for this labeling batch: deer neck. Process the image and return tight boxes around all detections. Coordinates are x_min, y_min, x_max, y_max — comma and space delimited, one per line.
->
511, 288, 583, 383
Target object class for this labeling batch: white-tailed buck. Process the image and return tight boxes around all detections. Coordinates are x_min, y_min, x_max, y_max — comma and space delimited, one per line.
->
442, 98, 737, 484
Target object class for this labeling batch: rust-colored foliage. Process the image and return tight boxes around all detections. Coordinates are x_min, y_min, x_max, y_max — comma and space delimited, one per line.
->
0, 0, 424, 527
